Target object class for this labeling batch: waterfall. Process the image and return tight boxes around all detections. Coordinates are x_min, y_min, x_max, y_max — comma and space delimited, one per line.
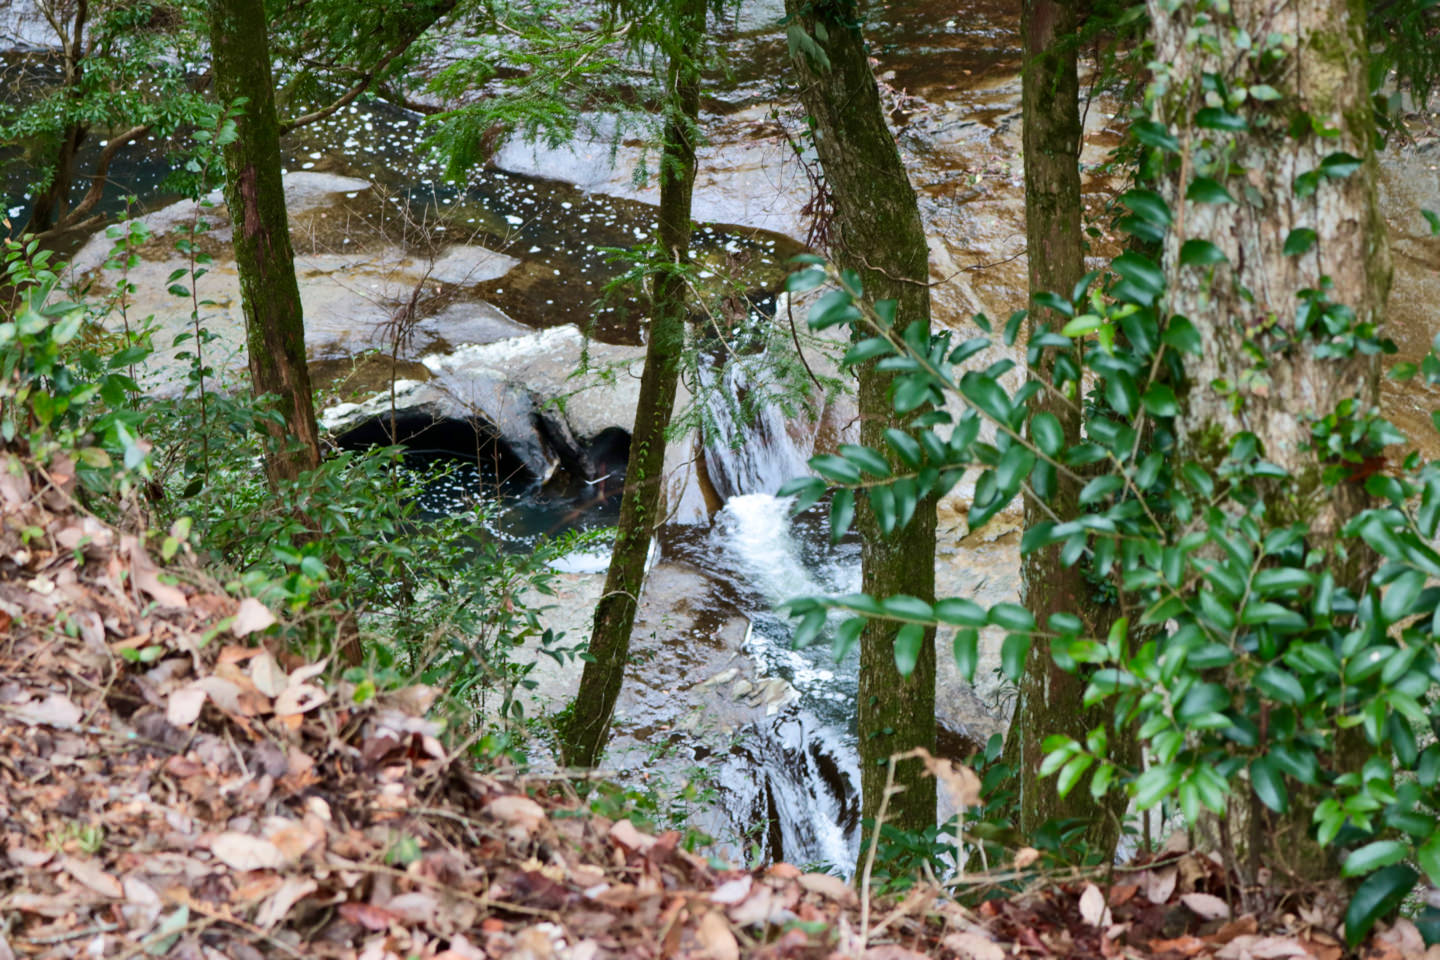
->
699, 354, 815, 500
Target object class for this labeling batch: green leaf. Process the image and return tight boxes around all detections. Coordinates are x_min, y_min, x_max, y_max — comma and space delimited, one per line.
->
953, 627, 978, 681
1284, 227, 1318, 256
995, 444, 1035, 494
936, 598, 987, 627
1032, 290, 1074, 316
812, 454, 862, 484
784, 477, 830, 514
1119, 189, 1172, 226
1163, 316, 1202, 355
1132, 119, 1179, 151
1320, 151, 1363, 179
1248, 83, 1282, 100
988, 603, 1035, 632
1195, 106, 1248, 131
1343, 841, 1411, 879
844, 337, 895, 365
1031, 412, 1064, 457
1423, 209, 1440, 235
1061, 314, 1103, 337
1001, 632, 1031, 681
787, 266, 827, 293
1381, 568, 1425, 624
809, 288, 860, 330
1112, 251, 1165, 297
1179, 239, 1228, 267
1056, 754, 1093, 799
1250, 756, 1288, 813
1254, 666, 1305, 705
839, 444, 891, 479
830, 488, 854, 541
870, 485, 896, 535
893, 622, 924, 678
1186, 177, 1235, 204
833, 616, 865, 661
881, 594, 933, 620
884, 428, 923, 468
1140, 383, 1179, 418
1419, 833, 1440, 886
792, 608, 827, 649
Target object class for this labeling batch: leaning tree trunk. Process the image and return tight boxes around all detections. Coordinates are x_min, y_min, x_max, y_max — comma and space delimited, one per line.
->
209, 0, 322, 484
1151, 0, 1390, 881
1007, 0, 1128, 858
558, 0, 704, 768
25, 0, 89, 235
785, 0, 938, 843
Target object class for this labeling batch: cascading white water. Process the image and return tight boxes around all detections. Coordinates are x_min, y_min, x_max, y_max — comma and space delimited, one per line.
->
699, 355, 814, 500
666, 493, 865, 871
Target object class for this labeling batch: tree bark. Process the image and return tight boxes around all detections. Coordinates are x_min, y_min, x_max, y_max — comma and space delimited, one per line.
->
1152, 0, 1390, 879
209, 0, 322, 483
1007, 0, 1127, 858
558, 0, 704, 768
25, 0, 90, 235
784, 0, 938, 843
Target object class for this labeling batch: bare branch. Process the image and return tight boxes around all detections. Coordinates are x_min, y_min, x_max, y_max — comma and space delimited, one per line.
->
44, 123, 149, 236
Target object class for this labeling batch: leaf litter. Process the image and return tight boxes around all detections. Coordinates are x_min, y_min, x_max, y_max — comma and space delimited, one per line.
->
1, 450, 1437, 959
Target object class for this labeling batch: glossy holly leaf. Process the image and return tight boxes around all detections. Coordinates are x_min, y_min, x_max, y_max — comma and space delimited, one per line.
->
893, 622, 925, 677
1120, 188, 1172, 226
1112, 251, 1165, 298
1343, 841, 1410, 879
1250, 755, 1288, 813
1141, 383, 1179, 417
1284, 227, 1317, 256
1031, 412, 1063, 456
830, 488, 854, 541
1179, 239, 1228, 267
1001, 632, 1031, 681
1195, 107, 1248, 131
953, 627, 978, 681
833, 616, 865, 662
1132, 119, 1179, 151
1186, 177, 1235, 204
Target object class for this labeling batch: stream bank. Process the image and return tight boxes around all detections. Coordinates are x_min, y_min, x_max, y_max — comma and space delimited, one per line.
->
8, 0, 1440, 869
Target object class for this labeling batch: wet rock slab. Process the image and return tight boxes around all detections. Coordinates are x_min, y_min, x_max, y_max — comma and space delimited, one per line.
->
66, 172, 524, 392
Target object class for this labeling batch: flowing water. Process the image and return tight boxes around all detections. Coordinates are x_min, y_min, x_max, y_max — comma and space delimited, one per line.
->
5, 0, 1438, 871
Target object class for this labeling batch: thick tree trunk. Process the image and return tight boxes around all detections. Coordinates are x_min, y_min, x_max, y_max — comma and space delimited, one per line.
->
1152, 0, 1390, 879
558, 0, 704, 769
209, 0, 322, 484
784, 0, 938, 842
1008, 0, 1127, 858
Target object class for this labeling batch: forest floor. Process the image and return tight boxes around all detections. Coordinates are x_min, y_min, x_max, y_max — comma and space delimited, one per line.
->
0, 450, 1433, 960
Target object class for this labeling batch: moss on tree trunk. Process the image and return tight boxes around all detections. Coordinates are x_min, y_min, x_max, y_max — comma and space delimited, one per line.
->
1006, 0, 1128, 858
784, 0, 938, 844
558, 0, 704, 769
209, 0, 321, 484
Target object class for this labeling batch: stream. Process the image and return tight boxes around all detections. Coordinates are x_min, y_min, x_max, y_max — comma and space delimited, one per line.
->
4, 0, 1438, 872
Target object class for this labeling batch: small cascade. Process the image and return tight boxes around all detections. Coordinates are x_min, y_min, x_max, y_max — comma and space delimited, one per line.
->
700, 355, 814, 500
707, 714, 861, 871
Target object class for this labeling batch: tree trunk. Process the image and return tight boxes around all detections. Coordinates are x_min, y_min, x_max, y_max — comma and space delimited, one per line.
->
1152, 0, 1390, 879
558, 0, 704, 769
209, 0, 322, 484
1007, 0, 1127, 858
25, 0, 89, 235
784, 0, 938, 843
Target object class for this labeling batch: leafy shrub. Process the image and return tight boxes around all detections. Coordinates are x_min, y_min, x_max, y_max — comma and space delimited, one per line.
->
779, 222, 1440, 941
